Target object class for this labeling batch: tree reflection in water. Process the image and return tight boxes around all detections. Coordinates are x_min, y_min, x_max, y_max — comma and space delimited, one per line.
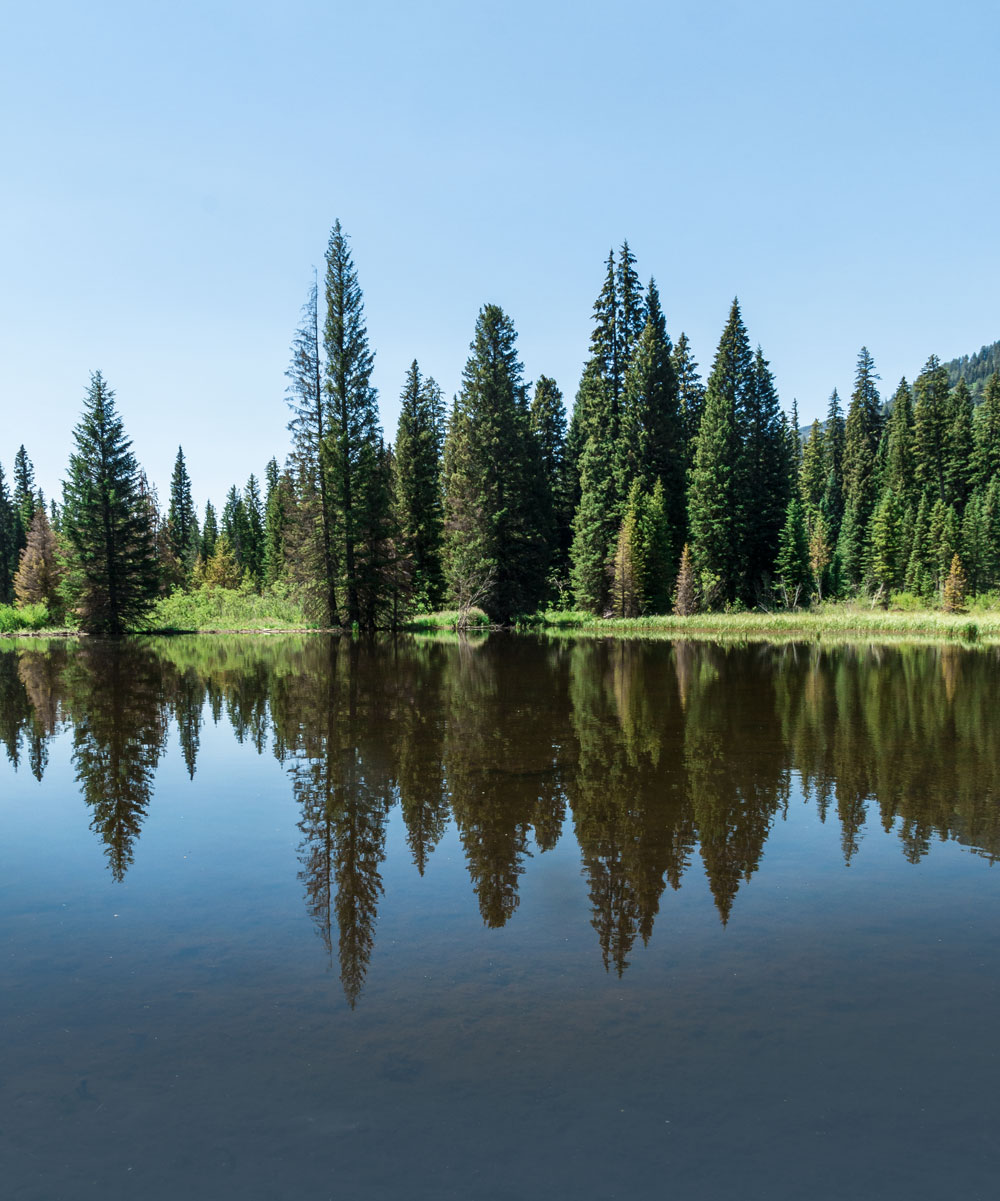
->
4, 632, 1000, 1003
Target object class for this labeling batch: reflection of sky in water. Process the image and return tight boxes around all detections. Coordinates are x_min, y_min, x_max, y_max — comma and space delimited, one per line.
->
1, 636, 998, 1200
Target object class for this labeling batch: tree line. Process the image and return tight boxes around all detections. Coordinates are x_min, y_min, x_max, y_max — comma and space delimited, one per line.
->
3, 221, 1000, 630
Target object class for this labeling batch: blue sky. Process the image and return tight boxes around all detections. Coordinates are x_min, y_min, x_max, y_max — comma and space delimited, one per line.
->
3, 0, 998, 511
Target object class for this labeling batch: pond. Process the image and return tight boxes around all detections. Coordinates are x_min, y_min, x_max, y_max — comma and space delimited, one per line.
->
1, 633, 998, 1200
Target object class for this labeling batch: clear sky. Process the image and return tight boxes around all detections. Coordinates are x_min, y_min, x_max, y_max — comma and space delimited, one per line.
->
3, 0, 998, 512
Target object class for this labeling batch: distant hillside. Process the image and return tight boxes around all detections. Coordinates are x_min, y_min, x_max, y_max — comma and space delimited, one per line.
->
944, 339, 1000, 401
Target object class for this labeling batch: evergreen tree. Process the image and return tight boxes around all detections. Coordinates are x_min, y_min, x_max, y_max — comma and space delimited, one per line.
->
323, 219, 391, 628
201, 500, 219, 561
945, 377, 974, 511
610, 486, 641, 618
61, 372, 159, 635
243, 474, 265, 584
980, 476, 1000, 590
742, 346, 790, 597
867, 488, 904, 602
394, 360, 446, 609
672, 332, 705, 471
203, 534, 242, 589
167, 447, 199, 575
529, 375, 571, 596
943, 554, 967, 613
913, 354, 951, 504
615, 240, 645, 372
881, 378, 916, 507
263, 470, 295, 587
286, 275, 338, 625
820, 388, 846, 542
442, 304, 547, 622
774, 497, 810, 605
13, 445, 36, 541
616, 280, 683, 562
904, 492, 933, 598
0, 464, 14, 604
960, 492, 985, 596
221, 486, 249, 573
973, 372, 1000, 489
570, 394, 618, 612
799, 420, 826, 514
839, 348, 882, 587
687, 299, 752, 605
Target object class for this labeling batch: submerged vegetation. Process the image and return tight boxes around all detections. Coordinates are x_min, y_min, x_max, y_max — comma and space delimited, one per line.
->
2, 223, 998, 635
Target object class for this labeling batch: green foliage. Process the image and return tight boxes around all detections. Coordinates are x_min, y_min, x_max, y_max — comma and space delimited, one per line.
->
840, 348, 882, 587
913, 354, 951, 504
144, 582, 310, 631
775, 497, 811, 604
0, 602, 51, 632
687, 298, 752, 605
168, 447, 200, 574
394, 360, 446, 609
61, 371, 159, 636
442, 304, 547, 622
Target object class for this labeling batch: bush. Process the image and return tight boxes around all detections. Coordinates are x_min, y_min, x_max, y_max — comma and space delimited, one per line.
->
0, 603, 52, 633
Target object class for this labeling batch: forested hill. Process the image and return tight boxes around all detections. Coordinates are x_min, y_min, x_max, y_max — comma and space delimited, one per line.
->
945, 340, 1000, 400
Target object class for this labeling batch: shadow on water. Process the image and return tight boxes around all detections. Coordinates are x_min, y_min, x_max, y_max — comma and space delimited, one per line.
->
3, 632, 1000, 1005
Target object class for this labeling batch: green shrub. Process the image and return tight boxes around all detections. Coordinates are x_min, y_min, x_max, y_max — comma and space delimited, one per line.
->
0, 603, 51, 633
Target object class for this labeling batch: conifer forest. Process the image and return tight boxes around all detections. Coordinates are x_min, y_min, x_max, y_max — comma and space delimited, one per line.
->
3, 220, 1000, 633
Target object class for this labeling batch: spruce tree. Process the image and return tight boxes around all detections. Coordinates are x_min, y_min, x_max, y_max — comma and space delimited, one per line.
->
323, 219, 390, 628
0, 464, 14, 604
820, 388, 846, 543
243, 474, 265, 584
615, 240, 645, 372
742, 347, 790, 598
201, 501, 219, 561
13, 446, 36, 543
529, 375, 571, 597
775, 497, 811, 605
945, 377, 974, 511
673, 543, 697, 615
867, 489, 904, 602
687, 299, 752, 605
973, 372, 1000, 489
881, 379, 916, 507
167, 447, 199, 575
263, 470, 295, 587
286, 275, 338, 624
799, 420, 826, 514
394, 360, 446, 609
221, 486, 249, 573
913, 354, 951, 504
442, 303, 546, 623
839, 348, 882, 588
61, 372, 159, 635
616, 280, 683, 563
672, 332, 705, 471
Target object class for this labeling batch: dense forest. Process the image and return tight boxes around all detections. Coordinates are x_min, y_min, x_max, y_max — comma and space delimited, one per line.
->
2, 220, 999, 631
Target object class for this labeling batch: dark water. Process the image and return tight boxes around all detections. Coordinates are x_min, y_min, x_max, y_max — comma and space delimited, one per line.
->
1, 633, 999, 1200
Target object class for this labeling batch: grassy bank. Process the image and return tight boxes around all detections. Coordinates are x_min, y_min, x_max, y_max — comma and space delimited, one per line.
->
514, 603, 1000, 643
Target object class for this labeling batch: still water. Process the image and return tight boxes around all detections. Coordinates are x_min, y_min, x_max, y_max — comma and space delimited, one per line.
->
1, 633, 998, 1200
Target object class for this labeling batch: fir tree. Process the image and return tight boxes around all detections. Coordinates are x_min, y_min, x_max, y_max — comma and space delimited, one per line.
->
286, 275, 338, 625
263, 470, 295, 587
867, 488, 904, 602
13, 445, 36, 542
945, 377, 974, 511
881, 379, 916, 507
442, 304, 547, 622
221, 485, 249, 572
742, 346, 790, 598
943, 554, 967, 613
839, 348, 882, 587
0, 464, 14, 604
394, 361, 446, 609
913, 354, 951, 504
201, 500, 219, 561
61, 372, 159, 636
243, 474, 265, 584
973, 372, 1000, 489
979, 476, 1000, 590
529, 375, 572, 597
570, 400, 618, 612
323, 219, 390, 628
672, 332, 705, 471
167, 447, 199, 575
820, 388, 846, 542
616, 280, 683, 562
774, 497, 810, 605
687, 299, 752, 605
615, 240, 645, 371
799, 420, 826, 514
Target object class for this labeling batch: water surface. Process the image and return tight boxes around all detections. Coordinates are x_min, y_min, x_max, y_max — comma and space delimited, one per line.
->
1, 634, 998, 1199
